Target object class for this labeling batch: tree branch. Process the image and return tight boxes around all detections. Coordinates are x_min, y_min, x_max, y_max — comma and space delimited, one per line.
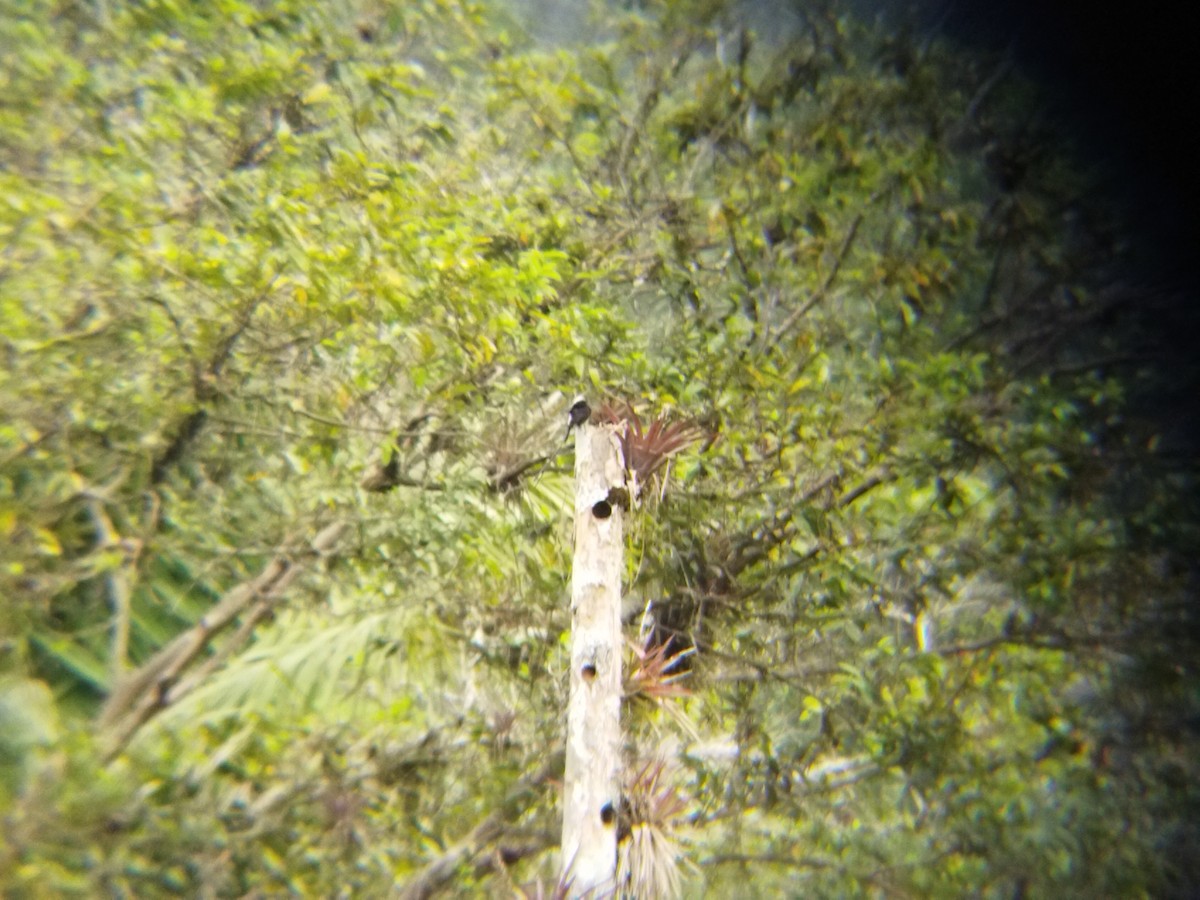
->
149, 277, 278, 484
97, 521, 347, 760
768, 213, 863, 349
397, 752, 563, 900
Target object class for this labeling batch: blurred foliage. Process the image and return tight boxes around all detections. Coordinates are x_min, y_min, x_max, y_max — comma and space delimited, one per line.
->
1, 0, 1196, 896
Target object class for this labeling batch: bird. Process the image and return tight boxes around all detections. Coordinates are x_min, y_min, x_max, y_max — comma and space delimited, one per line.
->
564, 397, 591, 441
523, 397, 593, 495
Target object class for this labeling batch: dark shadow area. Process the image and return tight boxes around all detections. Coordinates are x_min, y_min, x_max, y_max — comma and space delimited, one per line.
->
941, 0, 1200, 435
939, 0, 1197, 275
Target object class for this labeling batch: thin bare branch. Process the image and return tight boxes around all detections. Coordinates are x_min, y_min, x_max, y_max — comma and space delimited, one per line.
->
98, 521, 348, 760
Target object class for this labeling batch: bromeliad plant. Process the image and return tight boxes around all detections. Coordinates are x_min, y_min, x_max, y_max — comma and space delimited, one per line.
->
592, 401, 706, 501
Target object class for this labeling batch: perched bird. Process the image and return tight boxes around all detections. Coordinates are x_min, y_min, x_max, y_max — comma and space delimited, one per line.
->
360, 449, 400, 493
565, 397, 592, 441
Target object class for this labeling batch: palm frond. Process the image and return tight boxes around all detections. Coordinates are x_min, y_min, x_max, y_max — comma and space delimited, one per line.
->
146, 607, 450, 734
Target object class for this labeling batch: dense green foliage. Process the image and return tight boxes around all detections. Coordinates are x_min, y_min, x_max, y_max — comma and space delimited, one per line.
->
2, 0, 1196, 896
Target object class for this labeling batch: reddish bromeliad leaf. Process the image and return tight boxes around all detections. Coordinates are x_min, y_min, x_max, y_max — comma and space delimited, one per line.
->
626, 636, 693, 702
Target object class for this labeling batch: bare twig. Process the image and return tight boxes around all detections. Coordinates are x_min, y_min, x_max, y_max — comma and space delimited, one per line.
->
768, 213, 863, 349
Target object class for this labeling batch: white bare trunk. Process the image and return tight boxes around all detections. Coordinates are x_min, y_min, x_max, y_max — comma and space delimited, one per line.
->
560, 421, 625, 895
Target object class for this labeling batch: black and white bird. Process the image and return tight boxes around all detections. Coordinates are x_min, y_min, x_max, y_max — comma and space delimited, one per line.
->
565, 397, 591, 441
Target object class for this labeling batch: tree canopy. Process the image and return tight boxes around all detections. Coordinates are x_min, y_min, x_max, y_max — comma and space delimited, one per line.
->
2, 0, 1196, 896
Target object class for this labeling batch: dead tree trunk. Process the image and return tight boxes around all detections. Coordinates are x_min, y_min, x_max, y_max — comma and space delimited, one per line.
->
560, 418, 626, 895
